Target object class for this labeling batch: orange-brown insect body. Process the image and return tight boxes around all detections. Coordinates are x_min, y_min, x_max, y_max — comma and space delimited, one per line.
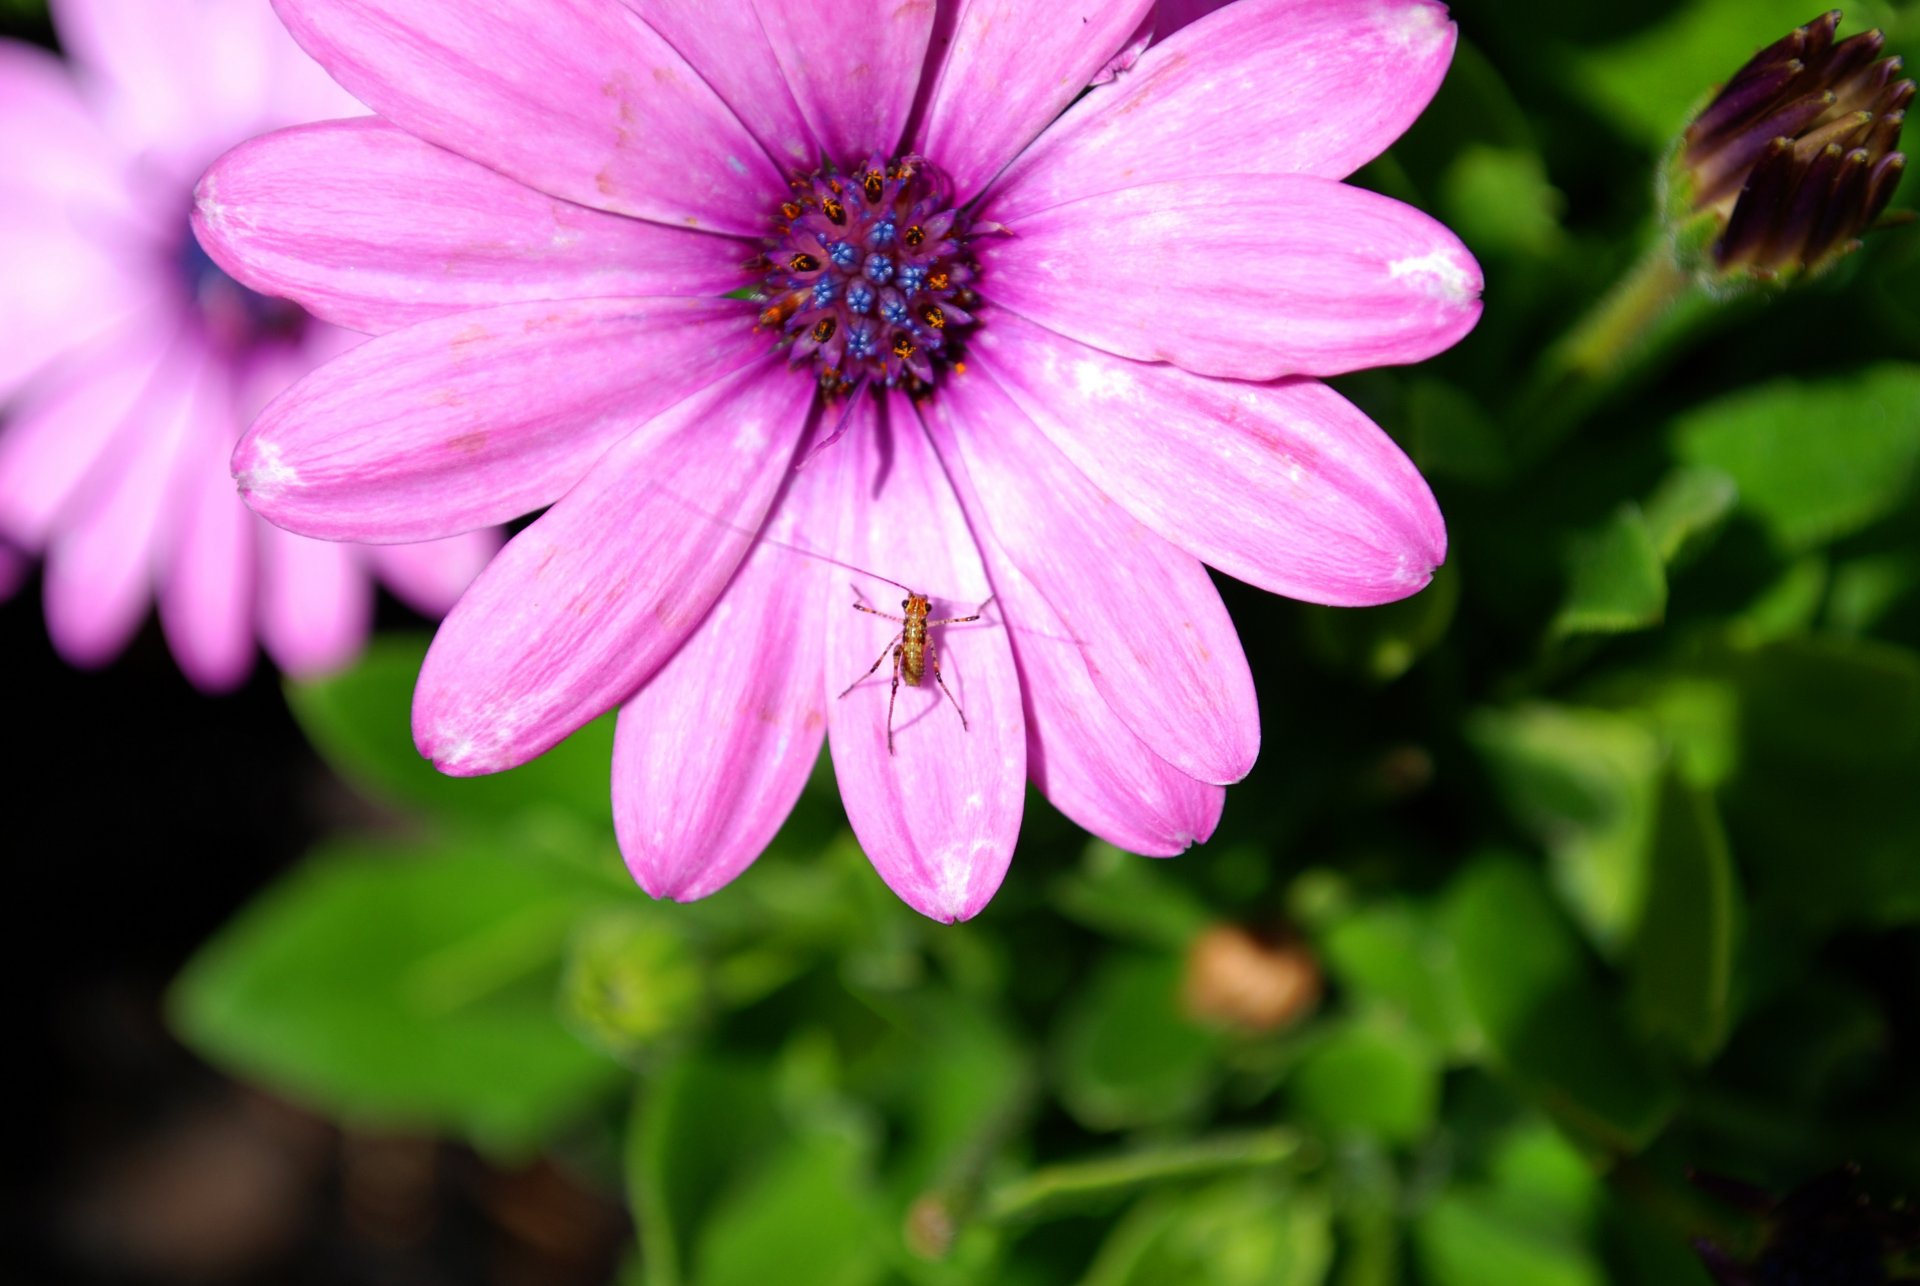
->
899, 593, 930, 687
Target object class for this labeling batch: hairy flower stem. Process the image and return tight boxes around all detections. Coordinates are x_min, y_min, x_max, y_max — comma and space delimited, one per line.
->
980, 1129, 1310, 1224
1511, 238, 1717, 464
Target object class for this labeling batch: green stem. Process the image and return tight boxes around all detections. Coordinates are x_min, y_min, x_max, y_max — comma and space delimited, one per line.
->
1512, 238, 1707, 462
981, 1129, 1310, 1224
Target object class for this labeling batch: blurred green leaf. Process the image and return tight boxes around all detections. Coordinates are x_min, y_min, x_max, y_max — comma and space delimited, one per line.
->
1469, 705, 1662, 954
1674, 365, 1920, 553
1553, 505, 1667, 637
286, 634, 616, 833
692, 1115, 888, 1286
1565, 0, 1906, 148
1290, 1021, 1439, 1146
1416, 1191, 1604, 1286
1318, 902, 1477, 1060
1442, 857, 1677, 1153
629, 1055, 782, 1286
560, 910, 706, 1065
1827, 552, 1920, 635
1625, 776, 1739, 1065
1305, 559, 1460, 683
1082, 1178, 1333, 1286
889, 995, 1031, 1209
1441, 145, 1566, 258
1052, 842, 1212, 949
1724, 637, 1920, 927
172, 841, 623, 1157
1642, 465, 1739, 566
1053, 954, 1220, 1131
1406, 378, 1512, 486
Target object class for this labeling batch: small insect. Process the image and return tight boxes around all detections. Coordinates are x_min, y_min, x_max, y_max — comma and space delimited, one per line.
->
837, 580, 986, 755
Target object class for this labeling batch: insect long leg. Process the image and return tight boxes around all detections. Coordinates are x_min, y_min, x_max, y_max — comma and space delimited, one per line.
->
927, 638, 969, 732
851, 601, 905, 624
924, 612, 981, 627
886, 644, 903, 755
839, 631, 903, 700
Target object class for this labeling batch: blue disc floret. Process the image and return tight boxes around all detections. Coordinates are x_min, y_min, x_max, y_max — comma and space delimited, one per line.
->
757, 154, 982, 392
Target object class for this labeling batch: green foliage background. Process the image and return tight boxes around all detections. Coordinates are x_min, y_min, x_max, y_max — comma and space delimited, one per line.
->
155, 0, 1920, 1281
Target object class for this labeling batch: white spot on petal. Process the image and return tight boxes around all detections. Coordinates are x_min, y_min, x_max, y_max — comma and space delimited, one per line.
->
1388, 249, 1478, 304
237, 440, 299, 496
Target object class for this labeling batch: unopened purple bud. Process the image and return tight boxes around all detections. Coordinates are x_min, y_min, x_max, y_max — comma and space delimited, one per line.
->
1669, 10, 1911, 281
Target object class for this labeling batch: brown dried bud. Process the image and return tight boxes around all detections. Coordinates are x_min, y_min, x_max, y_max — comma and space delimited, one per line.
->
1182, 925, 1322, 1032
1669, 11, 1909, 280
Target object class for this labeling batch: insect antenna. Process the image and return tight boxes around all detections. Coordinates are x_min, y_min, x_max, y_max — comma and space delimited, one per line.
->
794, 377, 869, 471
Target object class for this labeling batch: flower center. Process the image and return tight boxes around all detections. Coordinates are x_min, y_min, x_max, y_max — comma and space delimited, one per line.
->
757, 154, 979, 394
179, 231, 309, 351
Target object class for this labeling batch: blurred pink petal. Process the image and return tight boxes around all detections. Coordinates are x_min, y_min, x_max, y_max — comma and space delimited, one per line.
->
823, 394, 1024, 923
0, 324, 171, 548
750, 0, 934, 163
912, 0, 1155, 202
622, 0, 815, 170
194, 119, 747, 336
977, 313, 1446, 607
258, 519, 373, 677
978, 530, 1225, 857
365, 528, 501, 617
1151, 0, 1236, 42
985, 174, 1481, 380
925, 374, 1258, 785
43, 344, 209, 668
413, 358, 811, 776
988, 0, 1458, 220
236, 298, 762, 543
159, 395, 258, 693
271, 0, 782, 234
0, 539, 23, 601
614, 467, 833, 902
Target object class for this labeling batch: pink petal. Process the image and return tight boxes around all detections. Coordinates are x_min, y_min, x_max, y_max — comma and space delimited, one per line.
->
923, 374, 1257, 785
258, 520, 373, 677
983, 174, 1481, 381
0, 323, 172, 549
42, 341, 211, 668
0, 38, 123, 204
979, 530, 1223, 856
1150, 0, 1234, 42
750, 0, 934, 163
413, 356, 812, 776
270, 0, 783, 235
621, 0, 815, 170
912, 0, 1155, 203
821, 393, 1024, 923
195, 120, 749, 337
986, 0, 1457, 221
613, 468, 833, 902
978, 313, 1446, 607
365, 529, 502, 617
158, 401, 258, 693
235, 297, 764, 543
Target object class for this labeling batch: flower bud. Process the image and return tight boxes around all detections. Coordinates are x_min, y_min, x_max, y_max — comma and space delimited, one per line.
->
1667, 11, 1910, 281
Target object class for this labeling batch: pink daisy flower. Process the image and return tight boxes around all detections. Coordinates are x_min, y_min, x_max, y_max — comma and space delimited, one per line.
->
198, 0, 1482, 919
0, 0, 496, 692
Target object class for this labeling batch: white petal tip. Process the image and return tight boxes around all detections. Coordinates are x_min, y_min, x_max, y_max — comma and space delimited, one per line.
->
1388, 248, 1482, 306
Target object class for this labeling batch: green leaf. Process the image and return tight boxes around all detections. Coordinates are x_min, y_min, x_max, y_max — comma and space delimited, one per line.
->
1406, 379, 1511, 486
628, 1055, 783, 1286
1468, 705, 1663, 955
1318, 902, 1476, 1059
171, 841, 623, 1156
1051, 842, 1212, 949
286, 634, 616, 832
1304, 559, 1460, 683
1641, 465, 1739, 566
1440, 145, 1566, 259
1673, 365, 1920, 552
1625, 775, 1739, 1065
1053, 954, 1221, 1131
1724, 637, 1920, 927
1082, 1179, 1333, 1286
1553, 505, 1667, 637
1289, 1022, 1439, 1146
692, 1117, 889, 1286
559, 910, 707, 1065
1415, 1192, 1604, 1286
1441, 857, 1677, 1153
1565, 0, 1906, 148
